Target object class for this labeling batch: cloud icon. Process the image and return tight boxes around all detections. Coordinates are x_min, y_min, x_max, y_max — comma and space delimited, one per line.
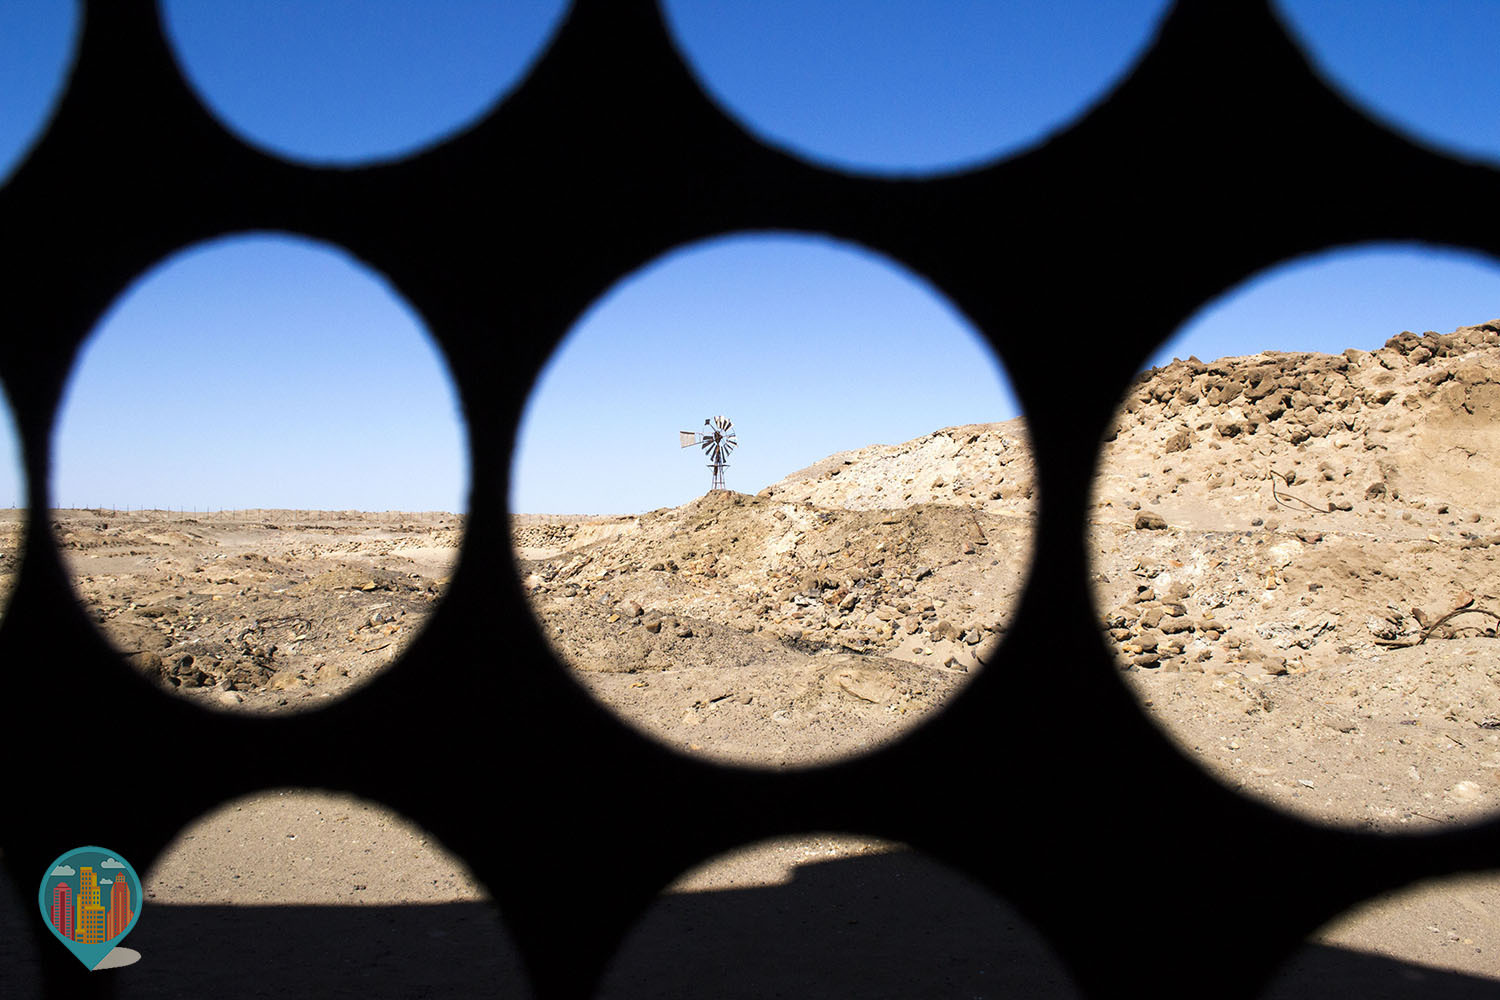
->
99, 858, 125, 870
99, 878, 112, 884
50, 865, 76, 877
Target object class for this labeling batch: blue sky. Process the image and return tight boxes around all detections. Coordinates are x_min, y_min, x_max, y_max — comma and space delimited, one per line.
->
510, 234, 1015, 514
1144, 245, 1500, 372
159, 0, 570, 165
661, 0, 1168, 174
1, 3, 1498, 512
47, 236, 469, 512
1274, 1, 1500, 165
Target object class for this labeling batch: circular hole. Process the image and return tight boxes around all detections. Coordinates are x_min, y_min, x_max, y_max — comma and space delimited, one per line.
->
598, 833, 1082, 999
1275, 1, 1500, 164
52, 233, 467, 713
511, 233, 1033, 768
1263, 870, 1500, 994
158, 0, 570, 165
661, 0, 1169, 176
0, 378, 24, 625
122, 789, 531, 998
1090, 243, 1500, 828
0, 2, 79, 185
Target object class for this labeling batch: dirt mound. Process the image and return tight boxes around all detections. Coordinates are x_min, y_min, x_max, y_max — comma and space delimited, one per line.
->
511, 515, 639, 559
516, 486, 1030, 668
1097, 319, 1500, 527
1089, 320, 1500, 829
513, 441, 1038, 764
761, 419, 1035, 513
509, 322, 1500, 785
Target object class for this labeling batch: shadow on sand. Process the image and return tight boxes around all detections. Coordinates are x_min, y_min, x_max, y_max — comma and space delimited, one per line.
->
5, 850, 1497, 998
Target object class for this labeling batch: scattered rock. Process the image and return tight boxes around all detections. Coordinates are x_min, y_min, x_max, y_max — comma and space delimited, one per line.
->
268, 670, 306, 691
836, 668, 894, 704
127, 651, 164, 677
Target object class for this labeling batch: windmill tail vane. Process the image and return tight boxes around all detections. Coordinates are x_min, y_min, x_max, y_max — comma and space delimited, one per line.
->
679, 414, 736, 492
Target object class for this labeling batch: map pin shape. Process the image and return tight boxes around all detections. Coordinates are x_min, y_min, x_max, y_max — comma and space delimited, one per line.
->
38, 846, 143, 970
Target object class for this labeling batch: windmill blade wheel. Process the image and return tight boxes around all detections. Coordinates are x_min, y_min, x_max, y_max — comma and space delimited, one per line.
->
684, 414, 734, 491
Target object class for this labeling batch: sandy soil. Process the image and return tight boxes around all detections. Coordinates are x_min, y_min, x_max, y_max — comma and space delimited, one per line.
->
517, 483, 1034, 767
46, 508, 462, 713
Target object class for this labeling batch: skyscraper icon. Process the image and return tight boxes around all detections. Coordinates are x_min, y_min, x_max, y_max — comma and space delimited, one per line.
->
106, 872, 134, 940
50, 882, 73, 941
40, 847, 144, 971
75, 867, 106, 944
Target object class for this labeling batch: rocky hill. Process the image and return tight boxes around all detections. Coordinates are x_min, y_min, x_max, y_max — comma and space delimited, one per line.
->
1091, 319, 1500, 672
516, 320, 1500, 821
1099, 319, 1500, 524
513, 422, 1039, 767
1088, 320, 1500, 828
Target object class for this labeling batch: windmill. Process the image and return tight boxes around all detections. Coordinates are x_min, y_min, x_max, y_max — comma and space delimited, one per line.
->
680, 415, 737, 491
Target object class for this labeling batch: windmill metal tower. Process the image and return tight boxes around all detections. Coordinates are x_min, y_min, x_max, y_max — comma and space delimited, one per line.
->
680, 415, 736, 491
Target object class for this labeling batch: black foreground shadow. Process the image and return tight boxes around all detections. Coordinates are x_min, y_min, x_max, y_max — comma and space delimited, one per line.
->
7, 852, 1500, 999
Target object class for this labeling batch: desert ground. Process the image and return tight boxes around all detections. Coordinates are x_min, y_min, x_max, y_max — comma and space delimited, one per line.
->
42, 508, 462, 712
512, 418, 1037, 768
1092, 320, 1500, 832
3, 321, 1500, 990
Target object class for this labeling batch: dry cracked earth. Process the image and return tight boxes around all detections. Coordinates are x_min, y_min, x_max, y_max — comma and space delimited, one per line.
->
4, 321, 1500, 991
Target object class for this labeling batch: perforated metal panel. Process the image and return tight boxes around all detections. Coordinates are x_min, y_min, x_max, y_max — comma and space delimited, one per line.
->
2, 2, 1498, 997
